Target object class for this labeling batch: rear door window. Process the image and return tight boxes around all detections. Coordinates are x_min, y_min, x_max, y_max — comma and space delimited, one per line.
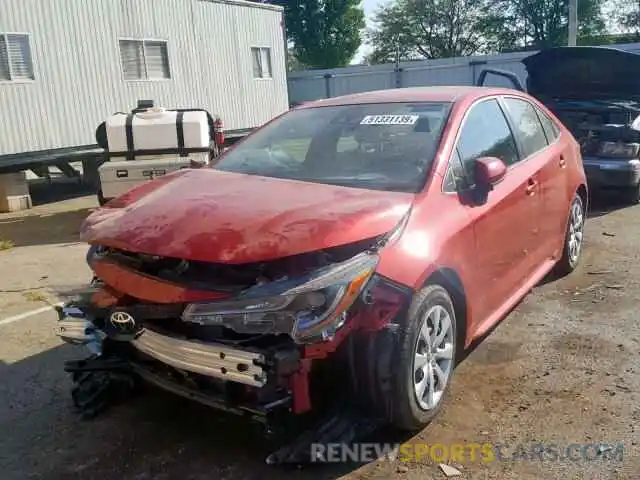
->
502, 97, 550, 158
535, 107, 561, 143
456, 98, 520, 171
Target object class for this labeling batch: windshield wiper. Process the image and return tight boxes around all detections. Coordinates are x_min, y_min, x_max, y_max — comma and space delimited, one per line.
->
310, 176, 417, 192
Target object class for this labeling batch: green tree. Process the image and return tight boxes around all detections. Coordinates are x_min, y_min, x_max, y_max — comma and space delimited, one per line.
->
367, 0, 495, 63
287, 47, 309, 71
267, 0, 365, 69
486, 0, 607, 51
613, 0, 640, 39
367, 0, 609, 64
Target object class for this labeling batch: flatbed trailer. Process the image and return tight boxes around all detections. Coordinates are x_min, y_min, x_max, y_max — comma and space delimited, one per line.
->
0, 127, 254, 212
0, 146, 104, 177
0, 127, 252, 175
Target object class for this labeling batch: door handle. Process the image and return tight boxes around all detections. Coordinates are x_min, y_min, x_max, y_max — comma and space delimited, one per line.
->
559, 155, 567, 168
526, 178, 538, 195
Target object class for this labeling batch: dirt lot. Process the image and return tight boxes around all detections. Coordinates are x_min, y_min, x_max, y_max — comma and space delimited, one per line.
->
0, 192, 638, 480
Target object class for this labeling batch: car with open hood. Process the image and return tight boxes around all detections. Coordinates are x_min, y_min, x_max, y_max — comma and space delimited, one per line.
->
523, 46, 640, 203
56, 86, 588, 463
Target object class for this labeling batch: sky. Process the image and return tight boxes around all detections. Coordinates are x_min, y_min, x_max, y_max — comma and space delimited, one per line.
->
362, 0, 383, 14
353, 0, 386, 63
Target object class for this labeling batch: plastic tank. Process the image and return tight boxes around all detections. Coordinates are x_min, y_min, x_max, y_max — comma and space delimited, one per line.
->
105, 107, 210, 154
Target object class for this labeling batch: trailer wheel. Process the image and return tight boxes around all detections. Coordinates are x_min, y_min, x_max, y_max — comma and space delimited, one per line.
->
388, 284, 458, 431
97, 189, 109, 206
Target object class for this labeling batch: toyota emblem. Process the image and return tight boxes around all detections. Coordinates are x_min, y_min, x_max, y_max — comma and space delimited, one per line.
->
110, 310, 136, 331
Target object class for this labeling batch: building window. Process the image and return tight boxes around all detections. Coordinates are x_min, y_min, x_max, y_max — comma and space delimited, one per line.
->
251, 47, 272, 79
119, 39, 171, 80
0, 33, 35, 81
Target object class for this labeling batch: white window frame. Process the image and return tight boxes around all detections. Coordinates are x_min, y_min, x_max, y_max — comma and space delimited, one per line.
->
0, 32, 35, 83
251, 46, 273, 80
118, 38, 171, 82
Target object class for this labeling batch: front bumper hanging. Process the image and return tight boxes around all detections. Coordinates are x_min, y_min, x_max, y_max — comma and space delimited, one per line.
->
55, 302, 297, 419
55, 298, 395, 464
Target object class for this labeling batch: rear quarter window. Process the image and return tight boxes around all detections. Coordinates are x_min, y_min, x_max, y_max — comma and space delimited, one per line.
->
535, 107, 562, 143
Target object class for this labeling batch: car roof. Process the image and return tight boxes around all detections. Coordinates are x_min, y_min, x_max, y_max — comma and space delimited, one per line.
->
297, 86, 525, 108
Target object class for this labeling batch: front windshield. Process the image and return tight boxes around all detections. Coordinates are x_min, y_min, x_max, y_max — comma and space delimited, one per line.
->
213, 102, 451, 193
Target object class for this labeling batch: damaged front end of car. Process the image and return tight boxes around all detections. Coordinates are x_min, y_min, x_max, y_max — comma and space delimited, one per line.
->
55, 214, 413, 462
550, 100, 640, 189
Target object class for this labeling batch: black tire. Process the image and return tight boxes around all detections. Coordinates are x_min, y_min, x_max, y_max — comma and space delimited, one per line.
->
97, 189, 108, 206
389, 284, 458, 431
552, 193, 585, 278
97, 189, 113, 206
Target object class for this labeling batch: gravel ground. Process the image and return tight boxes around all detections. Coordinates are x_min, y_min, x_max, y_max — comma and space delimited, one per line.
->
0, 193, 638, 480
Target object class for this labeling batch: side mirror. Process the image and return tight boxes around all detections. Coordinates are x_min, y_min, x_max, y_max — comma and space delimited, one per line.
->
475, 156, 507, 187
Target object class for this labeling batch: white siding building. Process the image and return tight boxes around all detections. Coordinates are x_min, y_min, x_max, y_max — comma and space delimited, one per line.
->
0, 0, 289, 155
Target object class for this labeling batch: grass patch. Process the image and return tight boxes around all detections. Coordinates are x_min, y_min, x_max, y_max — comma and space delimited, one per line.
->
22, 291, 49, 303
0, 239, 14, 251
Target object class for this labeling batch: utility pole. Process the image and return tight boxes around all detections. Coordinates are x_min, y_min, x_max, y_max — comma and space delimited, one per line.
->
568, 0, 578, 46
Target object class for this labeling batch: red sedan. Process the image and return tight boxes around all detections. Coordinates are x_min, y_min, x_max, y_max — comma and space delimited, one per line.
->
59, 86, 588, 451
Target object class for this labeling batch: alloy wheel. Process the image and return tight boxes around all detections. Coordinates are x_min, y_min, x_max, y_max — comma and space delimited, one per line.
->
567, 199, 584, 266
413, 305, 455, 411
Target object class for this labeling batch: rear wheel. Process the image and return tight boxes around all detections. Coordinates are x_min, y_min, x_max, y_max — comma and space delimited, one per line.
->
553, 194, 585, 277
389, 285, 457, 431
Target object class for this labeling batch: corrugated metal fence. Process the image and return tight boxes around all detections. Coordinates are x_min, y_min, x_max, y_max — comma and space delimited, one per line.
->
288, 43, 640, 104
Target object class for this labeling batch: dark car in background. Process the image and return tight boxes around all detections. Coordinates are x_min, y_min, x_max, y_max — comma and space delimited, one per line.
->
478, 46, 640, 203
522, 47, 640, 203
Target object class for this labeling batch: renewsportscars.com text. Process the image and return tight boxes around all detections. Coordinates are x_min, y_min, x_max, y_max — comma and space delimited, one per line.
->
310, 442, 625, 464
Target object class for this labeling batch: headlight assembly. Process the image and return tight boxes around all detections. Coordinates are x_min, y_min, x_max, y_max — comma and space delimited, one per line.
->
181, 252, 379, 343
598, 141, 640, 159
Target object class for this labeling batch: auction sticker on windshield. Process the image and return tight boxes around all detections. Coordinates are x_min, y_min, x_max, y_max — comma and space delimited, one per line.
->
360, 115, 420, 125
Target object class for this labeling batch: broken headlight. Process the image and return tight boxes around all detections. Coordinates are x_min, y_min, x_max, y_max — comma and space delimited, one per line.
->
181, 252, 379, 343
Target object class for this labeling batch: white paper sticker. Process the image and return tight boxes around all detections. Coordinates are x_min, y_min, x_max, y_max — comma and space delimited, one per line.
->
360, 115, 420, 125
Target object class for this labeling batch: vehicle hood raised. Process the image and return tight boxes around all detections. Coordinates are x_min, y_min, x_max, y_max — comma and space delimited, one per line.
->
523, 47, 640, 101
80, 169, 414, 264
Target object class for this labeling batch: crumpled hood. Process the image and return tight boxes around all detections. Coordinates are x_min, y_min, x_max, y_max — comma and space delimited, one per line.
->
523, 46, 640, 101
81, 169, 414, 264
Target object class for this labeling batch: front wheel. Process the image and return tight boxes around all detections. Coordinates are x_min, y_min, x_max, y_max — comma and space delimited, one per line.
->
553, 193, 585, 278
389, 285, 458, 431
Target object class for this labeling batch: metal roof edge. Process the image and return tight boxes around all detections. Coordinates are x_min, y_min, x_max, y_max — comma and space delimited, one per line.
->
198, 0, 283, 13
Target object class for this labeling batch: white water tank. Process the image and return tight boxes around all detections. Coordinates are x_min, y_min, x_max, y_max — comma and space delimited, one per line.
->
105, 107, 210, 156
